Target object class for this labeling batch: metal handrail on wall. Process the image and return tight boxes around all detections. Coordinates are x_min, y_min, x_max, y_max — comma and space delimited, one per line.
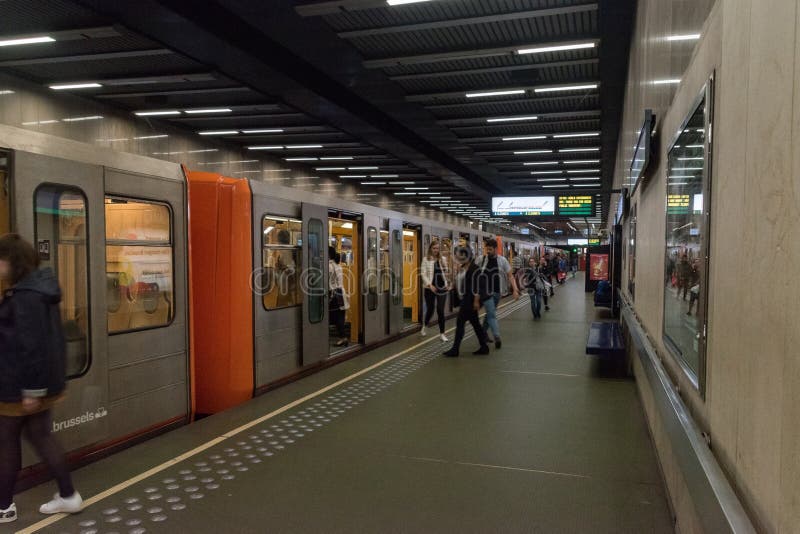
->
620, 299, 756, 534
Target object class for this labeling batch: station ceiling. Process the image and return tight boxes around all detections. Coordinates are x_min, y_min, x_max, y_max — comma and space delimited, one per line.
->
0, 0, 634, 236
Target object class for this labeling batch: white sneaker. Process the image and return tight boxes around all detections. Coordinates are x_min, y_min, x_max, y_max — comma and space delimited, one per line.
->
39, 492, 83, 514
0, 503, 16, 523
439, 334, 449, 342
420, 326, 427, 336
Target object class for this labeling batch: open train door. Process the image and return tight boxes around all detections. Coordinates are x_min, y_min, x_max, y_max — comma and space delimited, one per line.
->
388, 218, 404, 335
302, 202, 329, 366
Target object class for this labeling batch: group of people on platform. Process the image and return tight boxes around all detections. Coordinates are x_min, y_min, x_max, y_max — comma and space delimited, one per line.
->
419, 239, 575, 357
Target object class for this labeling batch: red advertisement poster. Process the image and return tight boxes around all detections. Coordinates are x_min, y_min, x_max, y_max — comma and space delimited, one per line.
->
590, 254, 609, 281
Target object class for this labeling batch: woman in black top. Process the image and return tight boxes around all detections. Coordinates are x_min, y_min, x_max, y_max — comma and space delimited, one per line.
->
443, 246, 490, 357
0, 234, 82, 523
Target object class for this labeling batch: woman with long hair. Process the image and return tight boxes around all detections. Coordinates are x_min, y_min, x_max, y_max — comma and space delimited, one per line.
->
420, 240, 450, 342
328, 246, 349, 347
0, 234, 82, 524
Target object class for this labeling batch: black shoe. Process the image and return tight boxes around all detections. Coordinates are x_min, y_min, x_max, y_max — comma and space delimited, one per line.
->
472, 346, 490, 355
495, 338, 502, 349
443, 349, 459, 357
545, 306, 550, 311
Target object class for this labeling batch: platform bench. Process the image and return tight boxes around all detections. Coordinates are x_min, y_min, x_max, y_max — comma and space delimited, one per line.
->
586, 321, 625, 358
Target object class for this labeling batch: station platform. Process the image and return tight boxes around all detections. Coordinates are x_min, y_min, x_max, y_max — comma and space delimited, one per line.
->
11, 274, 672, 534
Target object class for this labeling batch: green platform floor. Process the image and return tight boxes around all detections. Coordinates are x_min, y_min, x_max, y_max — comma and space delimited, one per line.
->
10, 274, 673, 534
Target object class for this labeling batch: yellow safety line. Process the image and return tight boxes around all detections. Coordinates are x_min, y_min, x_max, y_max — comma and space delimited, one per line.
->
17, 298, 527, 533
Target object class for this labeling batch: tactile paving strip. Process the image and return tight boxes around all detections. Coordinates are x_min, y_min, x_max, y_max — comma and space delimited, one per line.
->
58, 301, 529, 534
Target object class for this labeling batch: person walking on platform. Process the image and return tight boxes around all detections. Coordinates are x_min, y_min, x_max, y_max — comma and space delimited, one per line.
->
0, 234, 83, 524
544, 252, 556, 297
478, 239, 519, 349
677, 253, 691, 300
420, 240, 450, 342
443, 246, 490, 357
538, 257, 552, 312
522, 257, 547, 319
328, 246, 349, 347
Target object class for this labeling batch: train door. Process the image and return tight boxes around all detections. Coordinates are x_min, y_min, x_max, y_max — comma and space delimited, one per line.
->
329, 215, 361, 354
388, 218, 404, 335
402, 226, 420, 328
11, 151, 110, 459
380, 222, 391, 335
302, 202, 329, 366
363, 214, 383, 344
0, 151, 9, 295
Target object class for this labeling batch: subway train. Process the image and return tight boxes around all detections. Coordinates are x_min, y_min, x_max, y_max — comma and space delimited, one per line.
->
0, 131, 540, 474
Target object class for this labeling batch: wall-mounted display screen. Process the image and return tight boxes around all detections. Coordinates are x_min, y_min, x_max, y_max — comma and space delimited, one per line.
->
491, 195, 595, 217
568, 238, 589, 245
558, 195, 594, 216
667, 194, 691, 214
491, 196, 555, 216
628, 109, 655, 193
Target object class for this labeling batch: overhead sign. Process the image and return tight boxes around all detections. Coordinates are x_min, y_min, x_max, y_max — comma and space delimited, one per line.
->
558, 195, 594, 216
568, 238, 589, 245
491, 195, 595, 217
588, 238, 601, 245
667, 194, 690, 214
491, 196, 555, 216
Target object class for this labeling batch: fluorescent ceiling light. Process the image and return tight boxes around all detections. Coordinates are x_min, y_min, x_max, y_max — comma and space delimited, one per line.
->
393, 181, 415, 185
405, 187, 429, 190
487, 115, 538, 123
286, 144, 322, 149
199, 130, 238, 135
570, 177, 600, 181
184, 108, 232, 114
553, 132, 600, 138
349, 166, 379, 170
537, 178, 567, 182
534, 84, 598, 93
264, 169, 291, 172
0, 90, 14, 95
653, 79, 681, 85
502, 135, 547, 141
563, 160, 600, 164
356, 193, 377, 196
466, 89, 526, 98
134, 134, 168, 140
230, 160, 259, 163
517, 42, 595, 55
316, 167, 346, 171
559, 147, 600, 152
187, 149, 219, 153
674, 167, 703, 171
395, 192, 417, 196
361, 181, 386, 185
573, 184, 600, 187
62, 115, 103, 122
685, 144, 704, 148
285, 157, 318, 161
678, 157, 704, 161
371, 174, 398, 178
387, 0, 430, 5
542, 185, 565, 188
667, 34, 701, 41
249, 146, 284, 150
531, 170, 563, 175
513, 150, 552, 155
50, 82, 102, 90
0, 36, 55, 47
523, 161, 559, 166
320, 156, 353, 160
241, 129, 284, 134
340, 175, 367, 178
135, 110, 181, 116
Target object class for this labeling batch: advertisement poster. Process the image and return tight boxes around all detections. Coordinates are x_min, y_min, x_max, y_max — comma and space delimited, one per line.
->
590, 254, 609, 281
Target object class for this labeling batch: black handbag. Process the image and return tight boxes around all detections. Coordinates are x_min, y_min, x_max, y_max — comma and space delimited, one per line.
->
329, 288, 345, 311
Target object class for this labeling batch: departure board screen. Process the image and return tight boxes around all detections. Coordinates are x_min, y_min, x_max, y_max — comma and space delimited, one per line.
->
557, 195, 594, 216
491, 196, 555, 216
667, 194, 690, 214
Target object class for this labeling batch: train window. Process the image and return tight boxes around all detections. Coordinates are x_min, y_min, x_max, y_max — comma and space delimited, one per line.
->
261, 216, 302, 310
307, 218, 324, 324
34, 186, 90, 378
379, 229, 390, 293
367, 227, 378, 311
391, 229, 401, 306
105, 198, 174, 334
663, 78, 713, 391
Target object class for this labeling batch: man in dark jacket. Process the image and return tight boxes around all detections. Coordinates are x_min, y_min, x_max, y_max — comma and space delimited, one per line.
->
443, 246, 490, 357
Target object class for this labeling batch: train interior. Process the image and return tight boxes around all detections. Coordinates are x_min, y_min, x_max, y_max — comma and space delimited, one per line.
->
401, 226, 420, 329
329, 215, 361, 354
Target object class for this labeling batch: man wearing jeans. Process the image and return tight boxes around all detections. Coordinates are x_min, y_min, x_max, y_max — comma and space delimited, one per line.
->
479, 239, 519, 349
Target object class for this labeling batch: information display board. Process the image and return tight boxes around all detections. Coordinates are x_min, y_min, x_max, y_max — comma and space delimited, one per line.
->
667, 194, 690, 214
491, 196, 555, 216
557, 195, 594, 216
491, 195, 595, 218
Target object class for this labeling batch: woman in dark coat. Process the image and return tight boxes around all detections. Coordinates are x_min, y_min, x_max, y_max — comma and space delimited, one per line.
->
0, 234, 82, 523
443, 245, 490, 357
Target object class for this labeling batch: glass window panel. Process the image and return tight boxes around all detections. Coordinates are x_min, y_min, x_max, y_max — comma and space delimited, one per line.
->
663, 91, 711, 385
307, 218, 324, 324
105, 198, 174, 334
379, 229, 390, 293
391, 230, 401, 306
35, 186, 90, 377
367, 227, 378, 311
261, 216, 302, 310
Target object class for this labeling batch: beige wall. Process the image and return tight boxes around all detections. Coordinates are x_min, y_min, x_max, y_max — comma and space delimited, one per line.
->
616, 0, 800, 532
